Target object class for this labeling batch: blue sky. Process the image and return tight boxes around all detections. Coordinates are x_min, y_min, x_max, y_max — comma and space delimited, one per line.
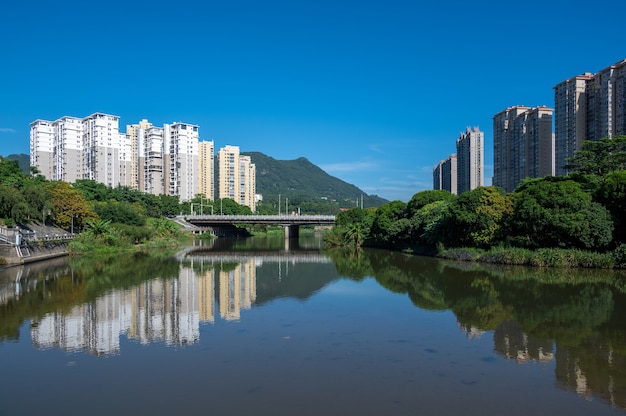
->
1, 0, 625, 201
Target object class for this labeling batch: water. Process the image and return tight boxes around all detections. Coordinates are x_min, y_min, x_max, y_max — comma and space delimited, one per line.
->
1, 234, 625, 415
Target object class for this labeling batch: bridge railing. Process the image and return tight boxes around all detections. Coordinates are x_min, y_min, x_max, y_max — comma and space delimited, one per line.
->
183, 214, 335, 222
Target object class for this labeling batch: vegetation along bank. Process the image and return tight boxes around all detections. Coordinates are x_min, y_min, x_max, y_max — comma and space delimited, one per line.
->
324, 136, 626, 269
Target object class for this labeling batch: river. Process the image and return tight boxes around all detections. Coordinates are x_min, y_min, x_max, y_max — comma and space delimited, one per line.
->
1, 233, 625, 415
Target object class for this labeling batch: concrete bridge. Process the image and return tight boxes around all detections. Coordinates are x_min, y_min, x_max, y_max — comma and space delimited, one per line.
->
180, 214, 336, 238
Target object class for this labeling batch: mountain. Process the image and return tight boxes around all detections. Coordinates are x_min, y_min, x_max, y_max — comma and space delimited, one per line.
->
5, 154, 30, 174
243, 151, 388, 211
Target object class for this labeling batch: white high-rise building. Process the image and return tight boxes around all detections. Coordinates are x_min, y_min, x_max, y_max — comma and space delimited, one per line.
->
164, 122, 199, 202
53, 116, 83, 183
456, 127, 484, 194
82, 113, 125, 187
30, 120, 55, 179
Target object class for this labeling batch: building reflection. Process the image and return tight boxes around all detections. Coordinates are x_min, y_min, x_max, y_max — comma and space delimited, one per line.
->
30, 258, 258, 355
493, 320, 554, 364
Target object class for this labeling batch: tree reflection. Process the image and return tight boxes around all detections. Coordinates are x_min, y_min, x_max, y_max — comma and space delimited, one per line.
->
325, 247, 626, 409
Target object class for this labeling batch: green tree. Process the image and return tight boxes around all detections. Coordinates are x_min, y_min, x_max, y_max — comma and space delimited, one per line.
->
411, 199, 450, 245
93, 200, 146, 226
216, 198, 253, 215
433, 186, 512, 248
509, 177, 613, 250
406, 190, 455, 218
370, 200, 409, 246
565, 136, 626, 176
593, 170, 626, 244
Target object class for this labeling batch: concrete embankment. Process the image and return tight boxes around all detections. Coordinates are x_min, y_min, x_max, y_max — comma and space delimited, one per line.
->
0, 240, 69, 268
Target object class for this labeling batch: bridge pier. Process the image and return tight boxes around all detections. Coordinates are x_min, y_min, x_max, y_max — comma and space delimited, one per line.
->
284, 224, 300, 240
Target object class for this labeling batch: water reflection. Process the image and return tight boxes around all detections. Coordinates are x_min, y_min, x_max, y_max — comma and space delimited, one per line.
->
1, 239, 626, 411
327, 247, 626, 409
0, 238, 335, 356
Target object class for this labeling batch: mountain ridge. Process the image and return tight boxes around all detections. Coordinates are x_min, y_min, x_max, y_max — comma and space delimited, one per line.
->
243, 151, 388, 210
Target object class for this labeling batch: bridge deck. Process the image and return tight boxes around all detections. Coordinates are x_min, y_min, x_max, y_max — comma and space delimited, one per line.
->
182, 214, 335, 226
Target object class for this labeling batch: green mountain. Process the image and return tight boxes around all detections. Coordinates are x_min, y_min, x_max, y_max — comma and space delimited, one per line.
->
5, 154, 30, 174
243, 151, 388, 213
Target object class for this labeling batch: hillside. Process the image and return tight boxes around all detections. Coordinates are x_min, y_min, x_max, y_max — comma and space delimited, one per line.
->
243, 152, 388, 211
5, 154, 30, 174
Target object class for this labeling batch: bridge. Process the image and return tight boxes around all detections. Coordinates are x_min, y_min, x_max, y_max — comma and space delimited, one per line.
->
180, 214, 336, 238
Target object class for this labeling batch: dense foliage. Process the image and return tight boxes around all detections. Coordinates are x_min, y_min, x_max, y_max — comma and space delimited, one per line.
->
325, 136, 626, 267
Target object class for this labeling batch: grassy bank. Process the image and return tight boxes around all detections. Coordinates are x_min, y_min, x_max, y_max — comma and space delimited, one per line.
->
433, 244, 626, 269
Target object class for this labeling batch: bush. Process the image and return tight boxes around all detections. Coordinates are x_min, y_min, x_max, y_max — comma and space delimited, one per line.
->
612, 244, 626, 268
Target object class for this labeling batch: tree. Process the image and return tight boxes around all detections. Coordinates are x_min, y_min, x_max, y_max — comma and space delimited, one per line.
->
594, 170, 626, 243
370, 200, 409, 246
49, 181, 98, 232
406, 190, 455, 218
565, 136, 626, 176
509, 177, 613, 250
432, 186, 512, 248
216, 198, 253, 215
410, 199, 450, 245
93, 200, 146, 226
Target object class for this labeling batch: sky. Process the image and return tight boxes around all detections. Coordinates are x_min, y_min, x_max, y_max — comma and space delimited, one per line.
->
1, 0, 625, 202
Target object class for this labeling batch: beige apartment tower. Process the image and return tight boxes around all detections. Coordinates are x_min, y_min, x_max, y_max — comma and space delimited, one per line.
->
217, 145, 256, 212
456, 127, 484, 194
433, 154, 457, 195
554, 58, 626, 176
493, 106, 554, 192
198, 140, 215, 201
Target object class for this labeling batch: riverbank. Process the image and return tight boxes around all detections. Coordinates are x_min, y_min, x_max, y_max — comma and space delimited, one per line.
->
398, 244, 626, 269
0, 240, 70, 268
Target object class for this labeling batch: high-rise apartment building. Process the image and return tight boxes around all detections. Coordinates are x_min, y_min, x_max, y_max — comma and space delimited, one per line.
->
164, 122, 199, 202
126, 119, 153, 190
239, 155, 256, 211
31, 113, 126, 185
31, 114, 248, 204
433, 154, 457, 195
82, 113, 126, 187
198, 140, 215, 201
137, 125, 165, 195
52, 116, 83, 183
217, 145, 256, 212
493, 106, 529, 191
524, 107, 554, 180
554, 58, 626, 175
493, 106, 553, 192
433, 161, 442, 191
456, 127, 484, 194
553, 75, 592, 176
30, 120, 55, 179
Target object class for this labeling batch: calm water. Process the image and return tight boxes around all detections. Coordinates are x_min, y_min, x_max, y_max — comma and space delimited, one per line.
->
1, 234, 626, 416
